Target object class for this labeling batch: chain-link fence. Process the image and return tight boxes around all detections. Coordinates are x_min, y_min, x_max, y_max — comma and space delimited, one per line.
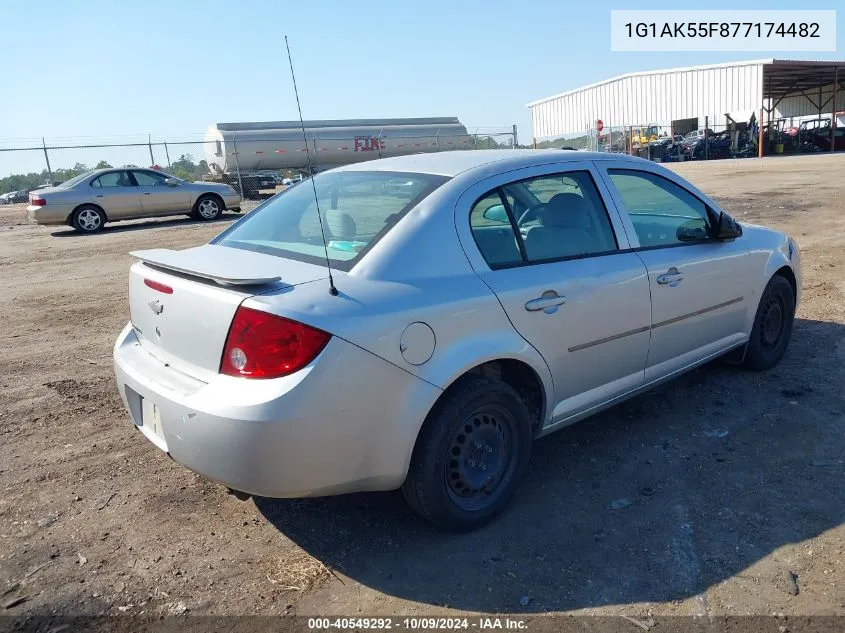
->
0, 128, 518, 202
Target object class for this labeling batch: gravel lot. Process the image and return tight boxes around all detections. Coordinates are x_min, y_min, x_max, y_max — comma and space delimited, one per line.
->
0, 155, 843, 621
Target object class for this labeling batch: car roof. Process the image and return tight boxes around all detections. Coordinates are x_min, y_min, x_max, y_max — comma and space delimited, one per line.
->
333, 149, 643, 177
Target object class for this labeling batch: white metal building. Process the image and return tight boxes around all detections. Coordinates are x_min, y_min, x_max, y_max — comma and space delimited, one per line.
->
527, 59, 844, 140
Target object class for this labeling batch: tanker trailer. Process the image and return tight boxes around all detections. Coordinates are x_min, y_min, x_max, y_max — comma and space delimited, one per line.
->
203, 117, 469, 197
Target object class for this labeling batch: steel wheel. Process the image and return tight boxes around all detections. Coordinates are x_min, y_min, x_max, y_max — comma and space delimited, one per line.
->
445, 405, 517, 512
197, 198, 220, 219
759, 293, 785, 350
402, 374, 533, 530
743, 274, 795, 371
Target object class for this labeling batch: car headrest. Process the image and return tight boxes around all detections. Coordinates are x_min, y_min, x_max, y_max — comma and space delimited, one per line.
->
324, 210, 357, 240
539, 193, 591, 229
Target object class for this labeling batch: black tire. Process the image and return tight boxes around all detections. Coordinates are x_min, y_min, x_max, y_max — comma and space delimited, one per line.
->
192, 194, 223, 221
402, 374, 532, 531
71, 205, 106, 233
743, 274, 795, 371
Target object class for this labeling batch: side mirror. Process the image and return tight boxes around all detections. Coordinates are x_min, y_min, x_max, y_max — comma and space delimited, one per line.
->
713, 211, 742, 240
164, 177, 179, 187
482, 204, 509, 224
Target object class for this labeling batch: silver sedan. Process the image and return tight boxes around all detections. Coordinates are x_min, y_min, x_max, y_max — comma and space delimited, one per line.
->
27, 168, 241, 233
113, 150, 801, 531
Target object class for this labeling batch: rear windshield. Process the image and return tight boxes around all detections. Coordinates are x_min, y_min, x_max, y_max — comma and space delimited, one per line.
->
213, 170, 449, 271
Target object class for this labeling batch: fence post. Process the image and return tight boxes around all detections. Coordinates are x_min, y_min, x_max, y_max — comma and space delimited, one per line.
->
629, 126, 634, 155
512, 124, 518, 148
42, 138, 53, 184
163, 142, 172, 170
830, 66, 838, 153
704, 117, 709, 160
232, 132, 245, 200
377, 129, 384, 158
435, 128, 440, 152
148, 134, 155, 166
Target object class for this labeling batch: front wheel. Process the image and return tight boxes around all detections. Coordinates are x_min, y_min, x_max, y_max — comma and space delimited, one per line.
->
402, 375, 532, 531
743, 274, 795, 370
193, 195, 222, 221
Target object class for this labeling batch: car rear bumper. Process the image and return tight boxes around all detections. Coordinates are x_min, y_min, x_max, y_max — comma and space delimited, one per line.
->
27, 203, 74, 225
113, 323, 441, 498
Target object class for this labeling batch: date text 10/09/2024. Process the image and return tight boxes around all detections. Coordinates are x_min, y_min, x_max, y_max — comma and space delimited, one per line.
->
308, 617, 528, 630
624, 22, 820, 39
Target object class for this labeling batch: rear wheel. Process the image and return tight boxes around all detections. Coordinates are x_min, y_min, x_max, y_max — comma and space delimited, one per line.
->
71, 205, 105, 233
743, 275, 795, 370
193, 195, 222, 221
402, 375, 532, 531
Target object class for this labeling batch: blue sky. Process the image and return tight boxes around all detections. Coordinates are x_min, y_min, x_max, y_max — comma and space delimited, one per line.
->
1, 0, 842, 150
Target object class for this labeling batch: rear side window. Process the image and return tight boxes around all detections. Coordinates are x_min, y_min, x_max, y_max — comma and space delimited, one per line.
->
469, 191, 522, 267
215, 171, 448, 271
470, 170, 618, 268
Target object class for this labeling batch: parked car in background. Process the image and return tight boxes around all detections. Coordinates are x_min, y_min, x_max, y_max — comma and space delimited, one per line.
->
258, 170, 283, 186
3, 190, 30, 204
27, 168, 241, 233
685, 131, 733, 159
0, 194, 10, 205
114, 150, 801, 531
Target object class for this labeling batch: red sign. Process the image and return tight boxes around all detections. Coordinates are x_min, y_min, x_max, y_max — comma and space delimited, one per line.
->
596, 120, 604, 133
354, 136, 385, 152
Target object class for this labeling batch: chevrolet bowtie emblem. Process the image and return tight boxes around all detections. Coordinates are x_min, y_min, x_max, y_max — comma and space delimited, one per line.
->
148, 299, 164, 315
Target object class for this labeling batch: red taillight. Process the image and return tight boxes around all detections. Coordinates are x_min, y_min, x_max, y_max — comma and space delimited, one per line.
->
30, 196, 46, 206
144, 278, 173, 294
220, 306, 330, 379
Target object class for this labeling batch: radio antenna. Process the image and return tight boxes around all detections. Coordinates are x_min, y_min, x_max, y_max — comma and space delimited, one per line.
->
285, 35, 338, 296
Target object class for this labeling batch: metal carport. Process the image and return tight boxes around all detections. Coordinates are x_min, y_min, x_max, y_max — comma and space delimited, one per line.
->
759, 60, 843, 156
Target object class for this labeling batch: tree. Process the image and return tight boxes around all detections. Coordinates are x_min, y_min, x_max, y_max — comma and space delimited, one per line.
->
95, 160, 112, 169
165, 154, 210, 182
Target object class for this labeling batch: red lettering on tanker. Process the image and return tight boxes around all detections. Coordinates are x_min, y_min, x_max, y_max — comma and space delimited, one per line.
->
354, 136, 385, 152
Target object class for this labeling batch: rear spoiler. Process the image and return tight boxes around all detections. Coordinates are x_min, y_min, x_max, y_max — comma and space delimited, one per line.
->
130, 246, 281, 286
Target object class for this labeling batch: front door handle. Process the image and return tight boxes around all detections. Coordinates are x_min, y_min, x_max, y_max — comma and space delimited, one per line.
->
95, 194, 104, 198
142, 192, 151, 195
656, 267, 684, 286
525, 290, 566, 313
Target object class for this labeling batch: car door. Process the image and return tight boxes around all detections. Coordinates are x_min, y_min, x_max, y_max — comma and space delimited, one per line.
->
596, 162, 752, 381
456, 162, 652, 424
131, 170, 190, 215
89, 171, 141, 219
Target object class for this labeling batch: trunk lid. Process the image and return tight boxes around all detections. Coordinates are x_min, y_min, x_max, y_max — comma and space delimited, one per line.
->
128, 244, 327, 376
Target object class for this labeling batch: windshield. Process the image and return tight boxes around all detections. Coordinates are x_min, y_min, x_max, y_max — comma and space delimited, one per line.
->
214, 170, 449, 271
58, 170, 97, 188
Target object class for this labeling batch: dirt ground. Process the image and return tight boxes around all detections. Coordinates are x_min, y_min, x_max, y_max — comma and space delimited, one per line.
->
0, 154, 843, 622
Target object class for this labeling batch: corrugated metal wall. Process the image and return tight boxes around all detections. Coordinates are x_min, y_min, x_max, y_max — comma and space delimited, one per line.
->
774, 84, 845, 119
529, 62, 765, 139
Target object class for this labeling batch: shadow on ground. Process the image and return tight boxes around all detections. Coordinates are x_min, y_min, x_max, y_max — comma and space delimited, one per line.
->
256, 318, 845, 612
49, 212, 242, 237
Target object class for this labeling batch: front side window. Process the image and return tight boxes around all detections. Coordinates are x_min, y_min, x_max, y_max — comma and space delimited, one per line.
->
214, 170, 448, 271
133, 170, 169, 186
91, 171, 133, 188
469, 170, 618, 267
607, 169, 712, 247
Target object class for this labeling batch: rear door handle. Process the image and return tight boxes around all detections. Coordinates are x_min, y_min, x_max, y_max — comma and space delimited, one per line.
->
656, 267, 683, 286
525, 291, 566, 313
142, 192, 151, 195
